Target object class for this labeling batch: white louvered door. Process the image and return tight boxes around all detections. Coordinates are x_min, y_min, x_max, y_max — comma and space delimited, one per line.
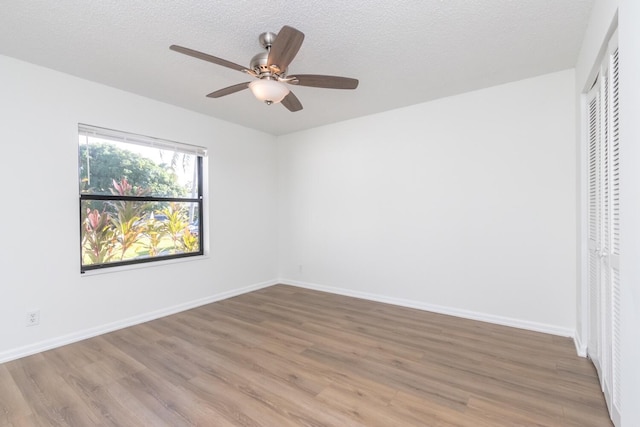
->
601, 65, 613, 402
586, 32, 621, 426
587, 79, 601, 373
607, 40, 621, 426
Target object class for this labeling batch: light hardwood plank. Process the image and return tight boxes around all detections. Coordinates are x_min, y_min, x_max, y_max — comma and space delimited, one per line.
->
0, 285, 612, 426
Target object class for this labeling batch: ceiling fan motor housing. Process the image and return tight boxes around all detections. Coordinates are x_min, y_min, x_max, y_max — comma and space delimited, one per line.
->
250, 52, 272, 75
251, 31, 287, 77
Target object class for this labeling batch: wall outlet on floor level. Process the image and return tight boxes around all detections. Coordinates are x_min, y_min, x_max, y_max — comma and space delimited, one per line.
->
298, 264, 303, 274
26, 310, 40, 327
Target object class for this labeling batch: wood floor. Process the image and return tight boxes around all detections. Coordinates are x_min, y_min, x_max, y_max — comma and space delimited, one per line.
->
0, 285, 612, 426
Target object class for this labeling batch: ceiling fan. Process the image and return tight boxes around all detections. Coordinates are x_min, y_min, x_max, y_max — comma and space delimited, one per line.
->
170, 25, 358, 112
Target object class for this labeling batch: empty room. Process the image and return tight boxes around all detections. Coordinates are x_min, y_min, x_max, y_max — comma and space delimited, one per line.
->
1, 1, 639, 426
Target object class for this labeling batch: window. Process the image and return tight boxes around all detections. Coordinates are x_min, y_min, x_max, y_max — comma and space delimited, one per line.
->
79, 124, 206, 272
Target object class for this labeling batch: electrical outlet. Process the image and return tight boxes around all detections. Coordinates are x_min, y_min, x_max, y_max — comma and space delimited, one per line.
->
298, 264, 303, 274
26, 310, 40, 327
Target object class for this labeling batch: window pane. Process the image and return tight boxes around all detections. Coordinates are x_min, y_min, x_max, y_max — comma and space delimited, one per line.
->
81, 200, 201, 268
79, 136, 199, 198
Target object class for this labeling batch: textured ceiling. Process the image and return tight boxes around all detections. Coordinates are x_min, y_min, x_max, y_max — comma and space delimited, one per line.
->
0, 0, 593, 135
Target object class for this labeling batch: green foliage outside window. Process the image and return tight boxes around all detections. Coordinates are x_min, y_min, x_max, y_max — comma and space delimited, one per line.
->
79, 142, 188, 197
81, 179, 199, 266
79, 134, 203, 271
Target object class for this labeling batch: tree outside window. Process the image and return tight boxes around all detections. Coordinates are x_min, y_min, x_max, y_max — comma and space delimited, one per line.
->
79, 125, 205, 272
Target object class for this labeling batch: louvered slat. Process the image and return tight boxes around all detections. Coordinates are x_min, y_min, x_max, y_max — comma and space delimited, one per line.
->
588, 96, 598, 243
600, 71, 612, 390
612, 268, 622, 409
609, 46, 622, 415
611, 47, 621, 257
587, 85, 600, 360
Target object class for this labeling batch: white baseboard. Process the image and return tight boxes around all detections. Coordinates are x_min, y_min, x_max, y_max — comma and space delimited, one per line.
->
2, 278, 582, 364
574, 331, 588, 357
0, 279, 277, 364
280, 278, 576, 339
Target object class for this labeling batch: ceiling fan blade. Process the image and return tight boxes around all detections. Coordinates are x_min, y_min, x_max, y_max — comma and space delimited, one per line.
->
267, 26, 305, 73
288, 74, 359, 89
281, 91, 303, 112
206, 82, 251, 98
170, 45, 248, 73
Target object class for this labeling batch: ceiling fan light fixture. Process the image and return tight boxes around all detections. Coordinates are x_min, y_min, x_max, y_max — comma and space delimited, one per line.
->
249, 79, 289, 104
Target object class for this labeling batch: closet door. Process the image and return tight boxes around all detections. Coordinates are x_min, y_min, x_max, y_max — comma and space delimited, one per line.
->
586, 80, 601, 373
607, 39, 622, 426
600, 62, 612, 400
586, 33, 621, 426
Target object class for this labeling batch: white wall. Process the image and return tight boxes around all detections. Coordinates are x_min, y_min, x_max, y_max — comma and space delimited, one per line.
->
0, 55, 278, 362
619, 1, 640, 425
278, 70, 576, 334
